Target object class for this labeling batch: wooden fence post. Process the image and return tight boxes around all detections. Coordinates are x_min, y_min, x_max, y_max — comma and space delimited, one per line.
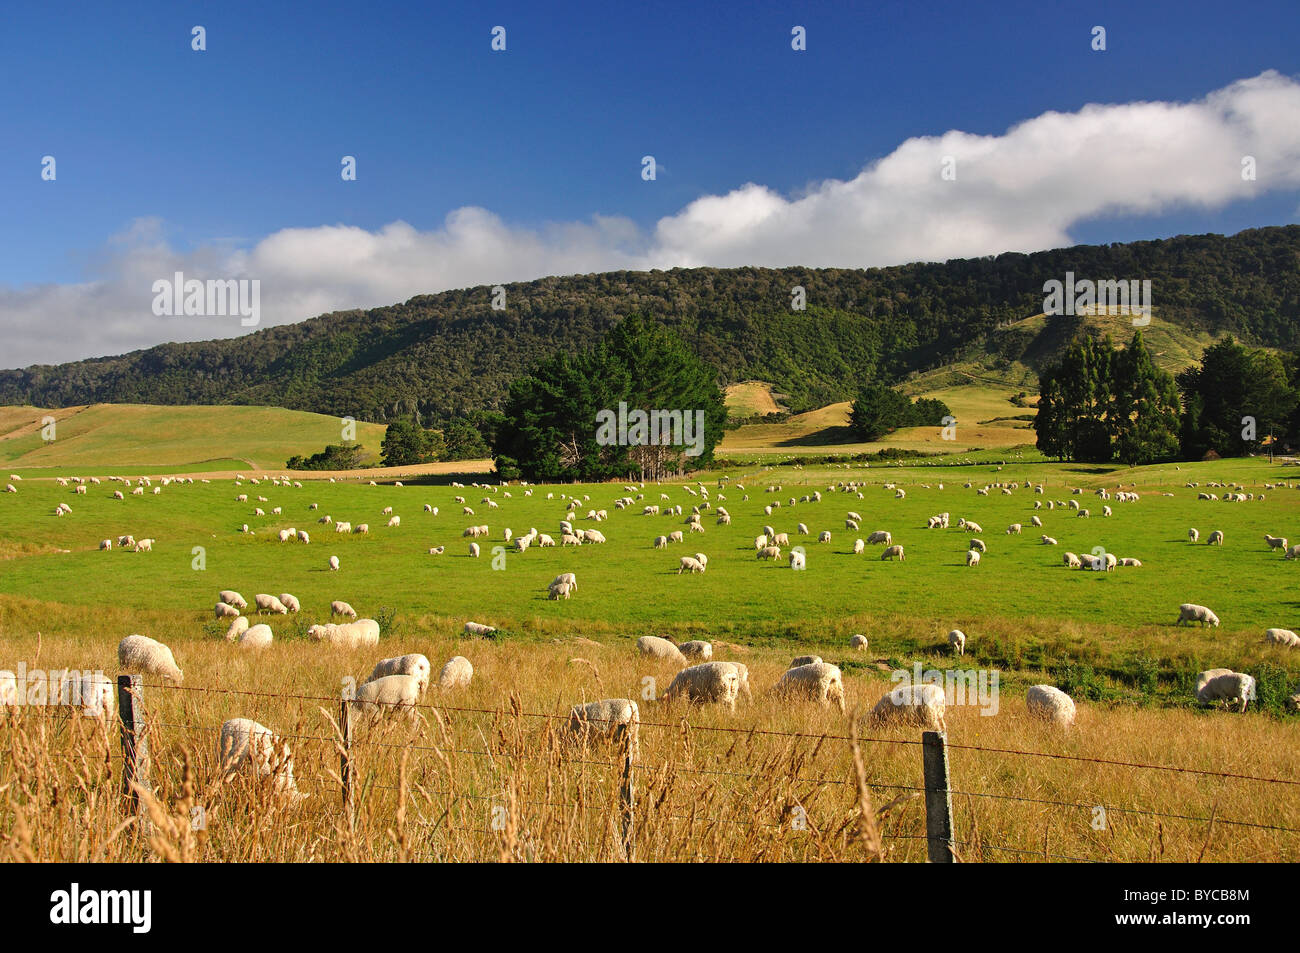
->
340, 694, 354, 818
922, 730, 955, 863
618, 725, 635, 862
116, 674, 149, 812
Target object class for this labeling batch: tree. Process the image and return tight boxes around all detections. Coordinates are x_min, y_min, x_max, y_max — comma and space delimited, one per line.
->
849, 383, 950, 440
380, 418, 435, 467
1177, 337, 1296, 458
1112, 330, 1180, 465
286, 443, 369, 470
442, 419, 491, 460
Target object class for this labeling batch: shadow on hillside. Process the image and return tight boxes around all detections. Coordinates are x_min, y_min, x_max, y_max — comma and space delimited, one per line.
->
773, 425, 859, 447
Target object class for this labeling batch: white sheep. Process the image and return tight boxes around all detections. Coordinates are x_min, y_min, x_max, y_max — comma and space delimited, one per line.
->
678, 555, 706, 574
1195, 669, 1255, 712
217, 718, 304, 799
773, 662, 846, 711
867, 530, 891, 545
1264, 534, 1288, 551
1177, 603, 1220, 627
279, 593, 300, 613
1207, 530, 1224, 545
757, 545, 781, 561
370, 653, 431, 694
948, 629, 966, 656
568, 698, 640, 759
1026, 685, 1076, 727
225, 616, 250, 641
437, 656, 474, 690
636, 635, 686, 665
849, 634, 868, 651
965, 549, 981, 567
255, 593, 289, 615
463, 621, 497, 638
331, 600, 357, 618
239, 624, 273, 649
853, 538, 865, 555
1188, 528, 1200, 543
789, 550, 806, 570
352, 674, 423, 724
329, 556, 340, 571
220, 589, 249, 609
308, 619, 380, 648
790, 654, 823, 667
1006, 523, 1022, 535
818, 531, 832, 543
678, 640, 713, 661
880, 544, 905, 561
871, 683, 946, 731
1263, 628, 1300, 648
661, 662, 741, 711
117, 634, 183, 683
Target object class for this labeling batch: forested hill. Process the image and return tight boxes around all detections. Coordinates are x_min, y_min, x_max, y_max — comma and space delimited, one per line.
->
3, 226, 1297, 424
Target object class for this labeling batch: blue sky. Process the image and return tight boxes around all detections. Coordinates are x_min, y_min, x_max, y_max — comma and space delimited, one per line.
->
2, 0, 1298, 364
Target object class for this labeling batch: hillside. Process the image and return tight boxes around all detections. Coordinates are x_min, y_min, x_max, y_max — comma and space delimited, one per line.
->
2, 226, 1296, 424
0, 404, 388, 472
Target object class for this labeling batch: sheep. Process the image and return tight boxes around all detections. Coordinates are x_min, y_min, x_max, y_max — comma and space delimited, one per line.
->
969, 538, 986, 554
225, 616, 250, 641
754, 534, 768, 551
798, 522, 810, 535
117, 634, 183, 684
757, 545, 781, 561
947, 629, 966, 656
217, 718, 304, 799
354, 523, 370, 535
1195, 669, 1255, 712
880, 544, 905, 561
773, 662, 845, 712
134, 538, 154, 552
654, 535, 668, 549
1188, 528, 1200, 543
568, 699, 640, 759
1102, 505, 1112, 517
818, 531, 832, 543
329, 555, 340, 571
308, 619, 380, 649
215, 601, 240, 619
239, 624, 273, 649
297, 530, 310, 544
279, 593, 301, 613
789, 549, 806, 570
867, 530, 891, 545
331, 600, 358, 618
636, 635, 686, 665
678, 640, 713, 661
773, 532, 790, 547
870, 683, 946, 731
335, 522, 352, 534
678, 555, 706, 574
1207, 530, 1224, 545
538, 533, 556, 547
370, 653, 432, 694
1177, 603, 1220, 627
1041, 535, 1058, 545
1119, 557, 1142, 567
1006, 523, 1022, 535
72, 672, 115, 719
549, 581, 573, 599
1263, 628, 1300, 648
790, 655, 823, 667
463, 621, 496, 638
853, 538, 866, 555
255, 593, 289, 615
387, 515, 401, 528
1264, 534, 1289, 551
1026, 685, 1076, 727
849, 634, 868, 651
661, 662, 740, 712
352, 674, 423, 723
0, 670, 16, 707
965, 549, 981, 567
964, 521, 983, 533
551, 572, 577, 591
469, 542, 481, 557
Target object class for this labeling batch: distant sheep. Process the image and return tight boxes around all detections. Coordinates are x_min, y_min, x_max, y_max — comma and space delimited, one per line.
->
678, 640, 713, 661
331, 600, 357, 618
947, 629, 966, 656
217, 718, 304, 798
568, 698, 640, 759
279, 593, 300, 613
369, 654, 431, 693
1026, 685, 1076, 727
853, 538, 865, 555
880, 544, 905, 561
308, 619, 380, 649
463, 621, 496, 638
1207, 530, 1224, 545
849, 634, 868, 651
1264, 534, 1288, 551
818, 531, 832, 543
1188, 528, 1200, 543
867, 530, 891, 545
789, 550, 806, 570
352, 674, 423, 723
1041, 536, 1058, 545
965, 549, 981, 567
225, 616, 250, 641
215, 601, 240, 619
1177, 603, 1220, 627
1264, 628, 1300, 648
678, 555, 706, 574
1195, 669, 1255, 712
329, 556, 340, 571
117, 634, 183, 683
871, 683, 945, 731
661, 662, 741, 712
790, 655, 823, 667
255, 593, 289, 615
239, 624, 273, 649
757, 545, 781, 561
636, 635, 686, 665
773, 662, 845, 712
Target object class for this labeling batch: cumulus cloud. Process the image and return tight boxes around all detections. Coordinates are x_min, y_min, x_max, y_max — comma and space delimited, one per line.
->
3, 71, 1298, 367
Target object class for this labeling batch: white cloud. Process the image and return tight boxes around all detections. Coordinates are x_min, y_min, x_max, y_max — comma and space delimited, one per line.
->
3, 71, 1299, 367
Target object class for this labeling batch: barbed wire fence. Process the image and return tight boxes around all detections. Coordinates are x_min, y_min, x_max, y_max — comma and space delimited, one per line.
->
4, 674, 1297, 862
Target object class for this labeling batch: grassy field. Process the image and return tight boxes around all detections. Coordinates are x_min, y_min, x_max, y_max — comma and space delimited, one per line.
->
2, 430, 1299, 861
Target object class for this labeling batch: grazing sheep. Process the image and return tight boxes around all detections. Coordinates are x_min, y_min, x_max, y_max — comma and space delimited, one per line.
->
1264, 534, 1288, 551
1195, 669, 1255, 712
215, 601, 240, 619
789, 550, 806, 570
818, 531, 832, 543
654, 535, 668, 549
354, 523, 370, 535
969, 538, 986, 553
368, 654, 431, 694
225, 616, 250, 641
756, 545, 781, 561
1119, 557, 1142, 567
468, 542, 481, 557
217, 718, 304, 798
677, 555, 706, 574
1264, 628, 1300, 648
352, 674, 423, 723
329, 556, 340, 571
568, 699, 640, 759
99, 538, 112, 551
965, 549, 981, 567
308, 619, 380, 649
255, 593, 289, 615
853, 538, 865, 555
279, 593, 300, 613
239, 624, 273, 649
331, 600, 358, 618
790, 655, 823, 667
387, 516, 401, 528
636, 635, 686, 665
867, 530, 891, 545
1041, 535, 1058, 545
1177, 603, 1220, 627
117, 634, 183, 684
463, 621, 497, 638
849, 634, 868, 651
871, 683, 946, 732
548, 581, 573, 599
1030, 515, 1043, 528
0, 670, 16, 707
661, 662, 741, 712
134, 538, 154, 552
773, 662, 846, 712
1006, 523, 1022, 535
297, 530, 310, 544
1026, 685, 1076, 727
948, 629, 966, 656
678, 640, 713, 661
1207, 530, 1224, 545
551, 572, 577, 591
880, 544, 905, 561
1188, 528, 1200, 543
798, 522, 810, 536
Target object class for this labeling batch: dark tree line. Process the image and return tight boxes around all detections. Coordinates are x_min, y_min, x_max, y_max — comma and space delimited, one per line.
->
849, 385, 952, 440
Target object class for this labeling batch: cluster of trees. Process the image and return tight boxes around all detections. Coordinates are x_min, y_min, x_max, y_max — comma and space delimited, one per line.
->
285, 444, 370, 470
849, 384, 951, 440
4, 227, 1296, 423
492, 316, 727, 482
377, 417, 494, 466
1035, 333, 1299, 463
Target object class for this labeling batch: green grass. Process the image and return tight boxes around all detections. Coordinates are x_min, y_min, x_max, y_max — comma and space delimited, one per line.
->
1, 455, 1297, 712
0, 404, 389, 471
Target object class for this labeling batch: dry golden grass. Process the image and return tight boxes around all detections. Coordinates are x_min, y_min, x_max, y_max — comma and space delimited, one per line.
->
3, 634, 1296, 863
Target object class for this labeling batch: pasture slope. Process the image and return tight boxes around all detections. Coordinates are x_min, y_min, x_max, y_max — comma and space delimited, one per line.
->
1, 435, 1298, 861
